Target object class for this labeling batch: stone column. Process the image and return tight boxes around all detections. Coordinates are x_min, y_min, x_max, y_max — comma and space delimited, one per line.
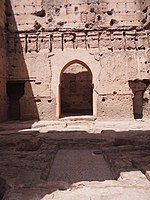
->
143, 84, 150, 119
129, 81, 147, 119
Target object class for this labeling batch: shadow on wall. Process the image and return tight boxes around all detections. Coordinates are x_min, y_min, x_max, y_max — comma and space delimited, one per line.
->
5, 0, 39, 121
60, 71, 93, 116
1, 129, 150, 199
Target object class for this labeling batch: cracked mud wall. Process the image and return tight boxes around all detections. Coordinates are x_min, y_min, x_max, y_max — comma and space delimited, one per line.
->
6, 0, 146, 31
33, 0, 145, 29
2, 0, 150, 120
141, 0, 150, 29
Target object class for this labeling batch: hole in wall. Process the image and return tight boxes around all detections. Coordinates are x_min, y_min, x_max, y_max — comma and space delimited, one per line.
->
74, 6, 78, 12
33, 9, 46, 17
102, 97, 106, 102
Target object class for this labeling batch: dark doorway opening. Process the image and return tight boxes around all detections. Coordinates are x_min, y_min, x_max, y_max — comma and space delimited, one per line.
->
129, 80, 149, 119
60, 62, 93, 117
7, 82, 25, 120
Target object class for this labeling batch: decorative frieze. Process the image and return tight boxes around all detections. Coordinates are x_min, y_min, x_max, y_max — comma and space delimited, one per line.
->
7, 30, 150, 54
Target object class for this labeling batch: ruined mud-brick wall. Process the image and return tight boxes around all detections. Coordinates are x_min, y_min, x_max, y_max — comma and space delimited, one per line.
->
5, 0, 150, 120
0, 0, 7, 121
142, 0, 150, 29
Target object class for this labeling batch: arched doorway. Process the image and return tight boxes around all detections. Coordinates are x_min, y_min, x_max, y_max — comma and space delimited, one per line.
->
60, 60, 93, 117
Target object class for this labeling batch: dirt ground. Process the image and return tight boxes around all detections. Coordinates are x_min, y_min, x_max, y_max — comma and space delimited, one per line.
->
0, 119, 150, 200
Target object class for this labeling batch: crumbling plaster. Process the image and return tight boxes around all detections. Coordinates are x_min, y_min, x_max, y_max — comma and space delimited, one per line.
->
0, 0, 150, 121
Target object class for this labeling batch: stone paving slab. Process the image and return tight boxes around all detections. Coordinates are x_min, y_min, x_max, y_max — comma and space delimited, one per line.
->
1, 119, 150, 133
41, 184, 150, 200
49, 150, 114, 183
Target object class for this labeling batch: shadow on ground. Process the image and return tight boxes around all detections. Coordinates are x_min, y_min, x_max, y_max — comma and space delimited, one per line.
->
0, 127, 150, 199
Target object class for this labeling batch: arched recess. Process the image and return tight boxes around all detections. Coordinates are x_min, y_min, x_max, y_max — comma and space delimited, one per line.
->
59, 60, 93, 117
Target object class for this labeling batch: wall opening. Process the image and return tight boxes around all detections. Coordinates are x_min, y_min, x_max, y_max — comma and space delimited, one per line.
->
7, 81, 25, 120
0, 177, 8, 200
60, 61, 93, 117
129, 80, 149, 119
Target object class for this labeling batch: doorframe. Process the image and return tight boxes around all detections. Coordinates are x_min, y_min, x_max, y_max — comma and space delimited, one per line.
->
57, 59, 95, 118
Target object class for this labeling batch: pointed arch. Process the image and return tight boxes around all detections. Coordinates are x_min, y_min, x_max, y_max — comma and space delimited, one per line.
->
60, 59, 93, 84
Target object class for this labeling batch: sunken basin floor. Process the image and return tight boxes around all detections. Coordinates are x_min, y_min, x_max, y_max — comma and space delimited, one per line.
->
0, 120, 150, 199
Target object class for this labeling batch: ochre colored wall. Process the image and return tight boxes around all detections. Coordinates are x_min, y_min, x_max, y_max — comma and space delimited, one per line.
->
1, 0, 150, 121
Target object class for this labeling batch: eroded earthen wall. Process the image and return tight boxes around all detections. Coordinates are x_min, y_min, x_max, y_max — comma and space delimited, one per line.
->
5, 0, 147, 31
4, 0, 150, 120
0, 0, 7, 121
141, 0, 150, 29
